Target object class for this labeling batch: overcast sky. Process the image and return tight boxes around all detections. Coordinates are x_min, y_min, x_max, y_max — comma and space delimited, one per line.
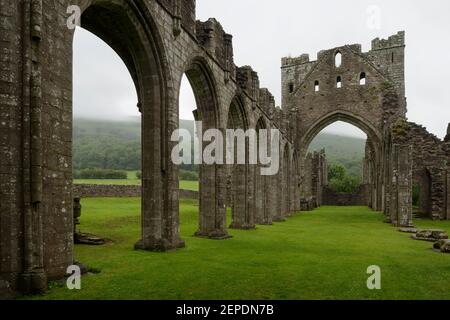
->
73, 0, 450, 139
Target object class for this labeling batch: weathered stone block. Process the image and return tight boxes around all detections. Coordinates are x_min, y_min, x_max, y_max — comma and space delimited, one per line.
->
412, 229, 449, 242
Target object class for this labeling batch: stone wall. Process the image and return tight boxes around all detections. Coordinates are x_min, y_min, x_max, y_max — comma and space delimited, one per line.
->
407, 122, 447, 220
301, 150, 327, 210
1, 0, 448, 299
323, 185, 370, 206
73, 185, 199, 200
0, 0, 297, 297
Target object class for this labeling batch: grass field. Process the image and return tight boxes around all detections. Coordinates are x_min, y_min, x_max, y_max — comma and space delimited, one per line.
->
27, 199, 450, 300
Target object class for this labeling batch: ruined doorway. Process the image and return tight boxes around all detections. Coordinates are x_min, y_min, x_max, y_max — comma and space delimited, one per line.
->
303, 121, 375, 208
413, 168, 432, 218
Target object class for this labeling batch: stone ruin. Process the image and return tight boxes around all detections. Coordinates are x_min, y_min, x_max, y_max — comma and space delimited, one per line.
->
73, 197, 106, 246
0, 0, 449, 298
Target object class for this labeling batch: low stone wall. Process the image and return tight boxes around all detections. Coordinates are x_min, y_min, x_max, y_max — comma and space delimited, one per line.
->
179, 189, 199, 200
322, 185, 369, 206
73, 184, 141, 198
73, 184, 199, 200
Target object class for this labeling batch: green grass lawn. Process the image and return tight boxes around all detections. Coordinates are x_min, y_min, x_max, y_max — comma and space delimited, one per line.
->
179, 180, 199, 191
28, 199, 450, 300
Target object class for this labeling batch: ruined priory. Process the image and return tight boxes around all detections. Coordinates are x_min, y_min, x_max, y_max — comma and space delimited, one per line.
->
1, 0, 449, 298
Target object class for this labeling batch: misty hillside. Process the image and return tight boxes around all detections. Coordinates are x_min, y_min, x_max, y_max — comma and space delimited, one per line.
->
73, 118, 366, 176
308, 133, 366, 177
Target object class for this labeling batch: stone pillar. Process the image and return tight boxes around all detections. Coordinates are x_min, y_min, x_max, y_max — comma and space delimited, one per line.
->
195, 127, 230, 239
300, 152, 314, 210
265, 126, 277, 223
389, 144, 413, 227
289, 159, 297, 214
294, 161, 301, 212
254, 166, 263, 224
311, 151, 323, 207
267, 173, 278, 222
254, 165, 272, 225
446, 169, 450, 220
282, 149, 291, 217
246, 163, 256, 228
273, 150, 286, 222
383, 139, 392, 222
223, 34, 233, 83
444, 124, 450, 220
229, 164, 246, 228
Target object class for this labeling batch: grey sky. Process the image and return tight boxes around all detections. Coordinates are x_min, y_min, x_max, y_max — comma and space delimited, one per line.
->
73, 0, 450, 139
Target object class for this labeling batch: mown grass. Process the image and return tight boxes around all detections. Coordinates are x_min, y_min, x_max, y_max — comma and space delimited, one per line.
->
179, 180, 199, 191
28, 199, 450, 300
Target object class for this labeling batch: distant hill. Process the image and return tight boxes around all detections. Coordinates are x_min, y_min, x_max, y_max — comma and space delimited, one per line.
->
308, 133, 366, 178
73, 118, 366, 177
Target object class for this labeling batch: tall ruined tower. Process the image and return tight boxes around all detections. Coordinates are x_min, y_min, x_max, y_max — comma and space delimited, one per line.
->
281, 32, 407, 213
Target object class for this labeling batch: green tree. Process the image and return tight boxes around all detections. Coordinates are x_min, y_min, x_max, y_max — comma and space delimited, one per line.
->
328, 164, 346, 181
328, 164, 361, 193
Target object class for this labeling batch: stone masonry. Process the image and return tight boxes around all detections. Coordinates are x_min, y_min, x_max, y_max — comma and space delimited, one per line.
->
283, 31, 449, 225
0, 1, 449, 298
0, 0, 296, 297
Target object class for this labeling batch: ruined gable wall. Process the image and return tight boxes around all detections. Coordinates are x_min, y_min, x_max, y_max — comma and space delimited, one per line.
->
406, 122, 447, 219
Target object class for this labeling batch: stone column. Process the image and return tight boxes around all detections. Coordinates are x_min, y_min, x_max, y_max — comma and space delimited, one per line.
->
273, 153, 286, 222
444, 124, 450, 220
229, 163, 252, 229
195, 128, 230, 239
246, 163, 256, 228
254, 166, 264, 224
389, 144, 413, 227
446, 169, 450, 220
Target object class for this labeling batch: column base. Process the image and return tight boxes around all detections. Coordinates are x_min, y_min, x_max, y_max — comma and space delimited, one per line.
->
19, 269, 47, 295
134, 237, 185, 252
195, 230, 233, 240
273, 217, 286, 223
229, 223, 256, 230
398, 223, 414, 228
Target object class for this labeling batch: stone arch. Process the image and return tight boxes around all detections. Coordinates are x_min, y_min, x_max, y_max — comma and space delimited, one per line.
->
227, 96, 255, 229
184, 56, 221, 129
11, 0, 182, 295
77, 1, 187, 253
299, 111, 381, 181
182, 56, 230, 239
298, 110, 383, 211
299, 111, 381, 155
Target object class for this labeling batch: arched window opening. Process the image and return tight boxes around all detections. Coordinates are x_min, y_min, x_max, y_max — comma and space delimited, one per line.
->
335, 52, 342, 68
336, 76, 342, 88
314, 80, 320, 92
289, 83, 294, 94
360, 72, 366, 86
